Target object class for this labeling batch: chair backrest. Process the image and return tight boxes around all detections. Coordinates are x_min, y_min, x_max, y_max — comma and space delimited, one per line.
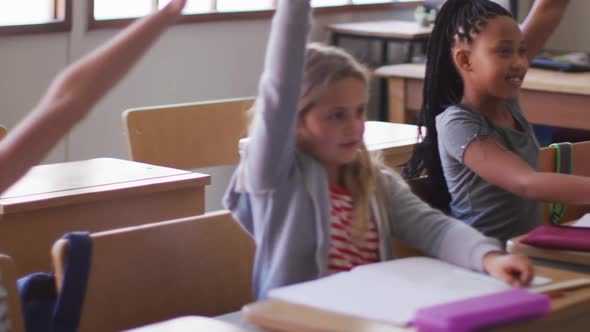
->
539, 141, 590, 224
51, 211, 255, 332
0, 254, 25, 332
0, 125, 6, 141
123, 97, 254, 169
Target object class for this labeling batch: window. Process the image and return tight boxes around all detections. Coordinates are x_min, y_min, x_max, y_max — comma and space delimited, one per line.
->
0, 0, 71, 34
0, 0, 54, 26
94, 0, 153, 20
89, 0, 421, 28
312, 0, 349, 7
215, 0, 274, 12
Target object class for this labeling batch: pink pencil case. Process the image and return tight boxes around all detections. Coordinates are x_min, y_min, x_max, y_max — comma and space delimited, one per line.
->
413, 289, 550, 332
521, 225, 590, 251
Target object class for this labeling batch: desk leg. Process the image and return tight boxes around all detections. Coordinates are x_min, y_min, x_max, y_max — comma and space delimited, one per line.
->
421, 40, 428, 54
388, 77, 407, 124
405, 42, 415, 63
510, 0, 519, 19
381, 40, 389, 64
379, 79, 390, 121
378, 41, 390, 121
331, 33, 340, 46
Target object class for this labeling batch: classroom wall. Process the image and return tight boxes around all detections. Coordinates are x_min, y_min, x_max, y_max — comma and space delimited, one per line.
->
0, 34, 69, 163
0, 2, 415, 211
1, 4, 416, 164
512, 0, 583, 52
542, 1, 590, 52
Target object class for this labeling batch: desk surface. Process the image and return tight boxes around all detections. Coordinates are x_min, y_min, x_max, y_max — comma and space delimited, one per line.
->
507, 235, 590, 268
0, 158, 210, 276
0, 158, 210, 214
325, 20, 432, 40
242, 265, 590, 332
364, 121, 419, 152
124, 316, 253, 332
376, 63, 590, 96
240, 121, 419, 153
238, 121, 418, 172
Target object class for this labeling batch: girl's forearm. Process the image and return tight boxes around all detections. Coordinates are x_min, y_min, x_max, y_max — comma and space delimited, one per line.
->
519, 172, 590, 204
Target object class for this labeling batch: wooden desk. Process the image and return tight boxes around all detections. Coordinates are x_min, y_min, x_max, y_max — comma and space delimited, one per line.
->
0, 158, 210, 276
240, 121, 419, 172
242, 265, 590, 332
364, 121, 419, 171
123, 316, 252, 332
507, 235, 590, 269
326, 20, 432, 64
376, 63, 590, 130
327, 20, 432, 121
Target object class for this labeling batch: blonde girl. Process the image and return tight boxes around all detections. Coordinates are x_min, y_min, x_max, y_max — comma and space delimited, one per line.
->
224, 0, 532, 300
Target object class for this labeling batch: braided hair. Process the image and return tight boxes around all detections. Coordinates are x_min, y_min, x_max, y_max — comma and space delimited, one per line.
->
403, 0, 512, 211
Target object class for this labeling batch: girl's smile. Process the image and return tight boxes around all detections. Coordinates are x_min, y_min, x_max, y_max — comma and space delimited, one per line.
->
506, 73, 525, 88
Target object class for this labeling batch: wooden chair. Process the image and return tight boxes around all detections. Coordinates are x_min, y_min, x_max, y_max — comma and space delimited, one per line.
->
539, 141, 590, 224
0, 254, 25, 332
0, 125, 6, 140
123, 98, 254, 212
123, 97, 254, 170
52, 210, 255, 332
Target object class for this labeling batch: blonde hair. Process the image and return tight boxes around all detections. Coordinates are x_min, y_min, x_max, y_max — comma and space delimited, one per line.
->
251, 42, 387, 241
302, 43, 387, 241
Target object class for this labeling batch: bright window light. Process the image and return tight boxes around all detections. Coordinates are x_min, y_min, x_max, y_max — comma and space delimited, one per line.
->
0, 0, 54, 26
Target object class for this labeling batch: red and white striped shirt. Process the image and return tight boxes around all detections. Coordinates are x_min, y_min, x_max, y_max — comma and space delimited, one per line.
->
328, 187, 380, 273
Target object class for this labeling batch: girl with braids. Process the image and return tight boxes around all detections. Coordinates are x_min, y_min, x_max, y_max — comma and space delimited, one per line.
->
0, 0, 187, 194
224, 0, 532, 300
404, 0, 570, 242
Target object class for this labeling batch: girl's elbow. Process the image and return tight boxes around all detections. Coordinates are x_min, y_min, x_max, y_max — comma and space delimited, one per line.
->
512, 176, 538, 199
44, 73, 90, 117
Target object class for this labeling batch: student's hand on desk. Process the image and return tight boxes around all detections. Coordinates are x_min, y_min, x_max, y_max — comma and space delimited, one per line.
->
483, 252, 533, 287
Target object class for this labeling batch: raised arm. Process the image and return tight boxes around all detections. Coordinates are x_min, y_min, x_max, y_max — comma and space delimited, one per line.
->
0, 0, 186, 194
521, 0, 569, 61
245, 0, 311, 191
464, 138, 590, 204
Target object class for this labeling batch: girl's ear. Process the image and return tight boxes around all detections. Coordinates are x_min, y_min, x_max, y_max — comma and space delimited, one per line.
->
454, 48, 473, 72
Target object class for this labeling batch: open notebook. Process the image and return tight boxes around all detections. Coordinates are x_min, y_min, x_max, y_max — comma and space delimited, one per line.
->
269, 257, 550, 327
572, 213, 590, 227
